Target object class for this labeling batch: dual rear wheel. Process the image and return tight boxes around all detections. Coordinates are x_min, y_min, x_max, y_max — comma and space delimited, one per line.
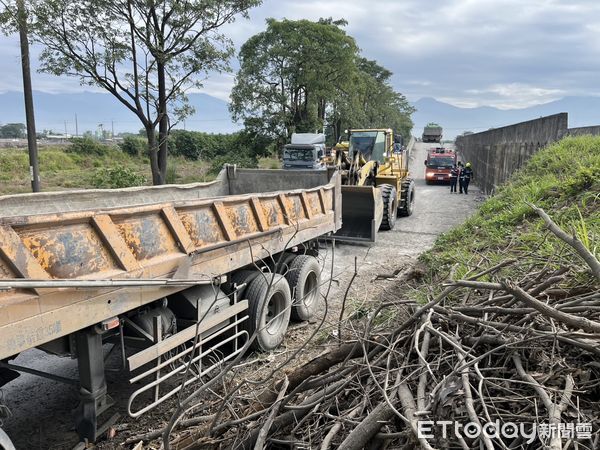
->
233, 254, 321, 352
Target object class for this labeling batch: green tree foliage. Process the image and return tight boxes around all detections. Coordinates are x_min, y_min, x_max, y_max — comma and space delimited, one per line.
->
329, 58, 415, 142
0, 123, 26, 138
1, 0, 261, 185
230, 18, 414, 145
169, 129, 272, 161
67, 137, 111, 156
230, 18, 358, 144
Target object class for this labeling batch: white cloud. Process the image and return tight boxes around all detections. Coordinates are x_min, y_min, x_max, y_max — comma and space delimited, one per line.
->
1, 0, 600, 110
191, 74, 236, 102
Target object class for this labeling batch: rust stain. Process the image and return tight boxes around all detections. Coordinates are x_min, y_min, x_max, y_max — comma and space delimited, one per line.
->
19, 224, 118, 278
307, 192, 320, 216
116, 221, 143, 257
179, 208, 225, 247
289, 195, 304, 221
225, 203, 259, 236
261, 199, 284, 227
115, 214, 178, 261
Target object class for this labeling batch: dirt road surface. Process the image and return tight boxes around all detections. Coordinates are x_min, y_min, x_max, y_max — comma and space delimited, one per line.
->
0, 141, 483, 449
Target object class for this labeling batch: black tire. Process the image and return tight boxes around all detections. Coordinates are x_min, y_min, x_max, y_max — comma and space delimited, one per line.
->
398, 179, 415, 217
229, 270, 260, 298
267, 252, 297, 275
379, 184, 397, 231
243, 273, 291, 351
285, 255, 321, 321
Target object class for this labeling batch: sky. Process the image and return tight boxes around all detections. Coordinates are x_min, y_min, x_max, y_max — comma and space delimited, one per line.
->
1, 0, 600, 110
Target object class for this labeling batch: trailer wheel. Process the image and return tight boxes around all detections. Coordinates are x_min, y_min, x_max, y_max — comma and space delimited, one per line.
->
243, 273, 291, 352
267, 252, 297, 275
229, 270, 261, 298
379, 184, 397, 230
285, 255, 321, 321
399, 179, 415, 217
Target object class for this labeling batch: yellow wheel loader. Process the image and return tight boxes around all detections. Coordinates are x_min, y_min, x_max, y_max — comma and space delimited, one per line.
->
334, 128, 415, 242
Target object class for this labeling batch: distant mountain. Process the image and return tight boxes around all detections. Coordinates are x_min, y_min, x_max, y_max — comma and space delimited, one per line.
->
0, 91, 240, 135
411, 96, 600, 139
2, 91, 598, 139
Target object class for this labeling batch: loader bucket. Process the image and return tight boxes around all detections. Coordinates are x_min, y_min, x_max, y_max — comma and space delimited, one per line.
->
334, 185, 383, 243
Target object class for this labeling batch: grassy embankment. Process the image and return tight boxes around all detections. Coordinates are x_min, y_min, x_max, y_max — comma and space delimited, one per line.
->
420, 135, 599, 289
0, 146, 280, 195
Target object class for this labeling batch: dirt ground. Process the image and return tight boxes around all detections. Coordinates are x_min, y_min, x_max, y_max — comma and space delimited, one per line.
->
0, 142, 483, 449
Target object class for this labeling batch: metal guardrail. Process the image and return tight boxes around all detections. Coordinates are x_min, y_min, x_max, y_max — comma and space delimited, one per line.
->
127, 307, 248, 418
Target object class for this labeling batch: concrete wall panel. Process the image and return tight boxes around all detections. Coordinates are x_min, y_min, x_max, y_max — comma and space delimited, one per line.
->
455, 113, 568, 194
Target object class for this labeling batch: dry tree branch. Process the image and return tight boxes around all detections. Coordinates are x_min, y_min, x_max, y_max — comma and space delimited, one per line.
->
512, 354, 575, 450
253, 376, 289, 450
320, 401, 364, 450
528, 203, 600, 280
503, 281, 600, 333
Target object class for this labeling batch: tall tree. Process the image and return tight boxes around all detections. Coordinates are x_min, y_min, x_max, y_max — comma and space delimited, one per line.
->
2, 0, 261, 184
230, 18, 358, 145
330, 58, 415, 142
230, 18, 414, 147
0, 123, 26, 138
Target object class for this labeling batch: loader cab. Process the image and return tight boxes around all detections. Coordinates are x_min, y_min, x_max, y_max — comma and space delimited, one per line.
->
348, 129, 393, 163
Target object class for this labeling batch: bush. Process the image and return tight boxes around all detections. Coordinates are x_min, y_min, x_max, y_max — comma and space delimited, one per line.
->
67, 137, 111, 156
119, 136, 147, 157
169, 129, 274, 161
91, 166, 147, 189
169, 130, 202, 160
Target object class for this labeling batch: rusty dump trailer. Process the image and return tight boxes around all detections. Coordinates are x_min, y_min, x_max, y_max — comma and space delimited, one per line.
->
0, 166, 341, 444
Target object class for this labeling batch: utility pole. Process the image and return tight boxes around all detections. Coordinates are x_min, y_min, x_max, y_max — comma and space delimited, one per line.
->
17, 0, 40, 192
75, 114, 78, 137
111, 120, 114, 139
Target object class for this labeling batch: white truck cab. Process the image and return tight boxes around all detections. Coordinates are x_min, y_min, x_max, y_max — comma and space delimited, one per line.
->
283, 133, 327, 170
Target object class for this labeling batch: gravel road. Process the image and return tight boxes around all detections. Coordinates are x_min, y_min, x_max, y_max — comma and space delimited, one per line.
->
0, 141, 483, 449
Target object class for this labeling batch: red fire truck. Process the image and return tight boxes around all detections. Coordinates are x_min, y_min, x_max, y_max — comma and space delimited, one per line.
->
424, 147, 457, 184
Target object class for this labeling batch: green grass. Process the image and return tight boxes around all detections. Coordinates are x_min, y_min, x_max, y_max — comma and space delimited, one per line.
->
258, 156, 281, 169
419, 135, 600, 285
0, 146, 211, 194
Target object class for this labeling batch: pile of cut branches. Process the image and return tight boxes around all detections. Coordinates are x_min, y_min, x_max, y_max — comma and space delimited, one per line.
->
161, 206, 600, 450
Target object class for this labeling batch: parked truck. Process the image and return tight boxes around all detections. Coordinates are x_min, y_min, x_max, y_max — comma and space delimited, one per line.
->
0, 166, 341, 445
424, 147, 457, 184
282, 133, 327, 169
422, 123, 443, 143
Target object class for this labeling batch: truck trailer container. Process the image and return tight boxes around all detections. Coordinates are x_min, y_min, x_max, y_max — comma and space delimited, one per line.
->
0, 166, 341, 444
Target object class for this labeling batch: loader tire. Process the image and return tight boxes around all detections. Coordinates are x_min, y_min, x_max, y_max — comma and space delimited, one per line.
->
285, 255, 321, 321
380, 184, 397, 231
398, 179, 415, 217
243, 273, 291, 352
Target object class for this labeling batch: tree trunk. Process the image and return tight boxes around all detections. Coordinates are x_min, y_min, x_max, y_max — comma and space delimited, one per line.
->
156, 60, 168, 185
145, 125, 161, 185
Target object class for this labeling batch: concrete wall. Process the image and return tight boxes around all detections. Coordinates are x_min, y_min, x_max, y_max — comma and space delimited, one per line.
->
455, 113, 568, 194
568, 125, 600, 136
